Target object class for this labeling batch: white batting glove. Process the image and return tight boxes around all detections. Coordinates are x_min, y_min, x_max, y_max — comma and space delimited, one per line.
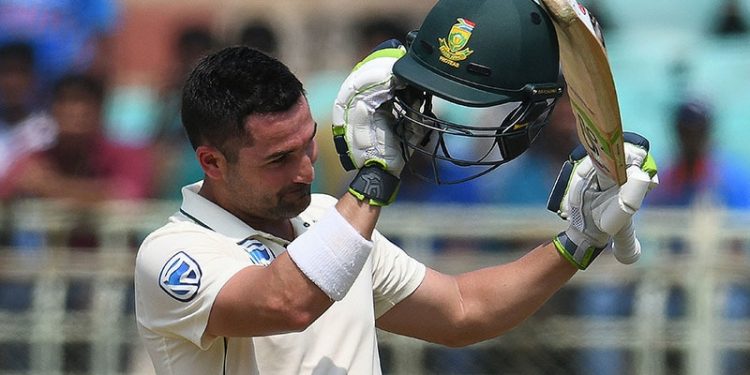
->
332, 40, 424, 206
547, 132, 659, 269
333, 41, 407, 175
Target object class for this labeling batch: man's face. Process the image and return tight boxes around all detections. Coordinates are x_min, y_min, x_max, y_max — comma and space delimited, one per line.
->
51, 93, 102, 148
223, 96, 319, 223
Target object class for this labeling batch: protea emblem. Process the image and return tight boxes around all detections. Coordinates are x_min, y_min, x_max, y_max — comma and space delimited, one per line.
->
438, 18, 475, 67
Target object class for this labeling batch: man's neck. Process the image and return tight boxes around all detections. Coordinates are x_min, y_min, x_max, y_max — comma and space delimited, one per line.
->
251, 219, 295, 242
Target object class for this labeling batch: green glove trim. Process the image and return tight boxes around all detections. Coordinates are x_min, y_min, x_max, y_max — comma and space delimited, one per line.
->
353, 47, 406, 72
332, 124, 346, 136
552, 232, 605, 270
642, 152, 658, 179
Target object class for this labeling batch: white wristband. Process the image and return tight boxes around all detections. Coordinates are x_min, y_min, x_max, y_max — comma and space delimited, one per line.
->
287, 207, 373, 301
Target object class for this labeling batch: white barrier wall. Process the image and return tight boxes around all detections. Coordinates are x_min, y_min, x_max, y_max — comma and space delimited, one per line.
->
0, 200, 748, 374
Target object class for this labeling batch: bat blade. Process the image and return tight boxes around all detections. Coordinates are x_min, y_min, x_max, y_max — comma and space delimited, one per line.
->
541, 0, 627, 185
541, 0, 640, 264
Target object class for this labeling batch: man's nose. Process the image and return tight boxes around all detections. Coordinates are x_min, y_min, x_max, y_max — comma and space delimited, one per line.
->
294, 155, 315, 184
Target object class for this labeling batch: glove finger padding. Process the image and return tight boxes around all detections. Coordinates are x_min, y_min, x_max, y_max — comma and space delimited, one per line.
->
597, 164, 654, 234
597, 139, 659, 234
611, 218, 641, 264
332, 45, 409, 176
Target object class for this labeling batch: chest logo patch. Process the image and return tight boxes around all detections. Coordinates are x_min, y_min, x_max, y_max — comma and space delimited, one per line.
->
238, 239, 274, 266
159, 251, 202, 302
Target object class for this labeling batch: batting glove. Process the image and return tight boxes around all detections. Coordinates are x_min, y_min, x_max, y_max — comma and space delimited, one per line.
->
547, 132, 659, 269
332, 40, 423, 206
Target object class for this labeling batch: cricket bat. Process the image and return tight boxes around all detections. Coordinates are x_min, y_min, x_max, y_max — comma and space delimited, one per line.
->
540, 0, 641, 264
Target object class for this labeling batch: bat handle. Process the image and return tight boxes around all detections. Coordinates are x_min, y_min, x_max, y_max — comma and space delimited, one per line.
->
612, 220, 641, 264
595, 171, 642, 264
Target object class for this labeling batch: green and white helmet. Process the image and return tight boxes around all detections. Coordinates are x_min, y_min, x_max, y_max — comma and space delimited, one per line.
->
392, 0, 563, 184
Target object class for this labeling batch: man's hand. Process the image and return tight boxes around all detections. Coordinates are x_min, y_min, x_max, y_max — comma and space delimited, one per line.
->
547, 132, 659, 269
332, 40, 422, 206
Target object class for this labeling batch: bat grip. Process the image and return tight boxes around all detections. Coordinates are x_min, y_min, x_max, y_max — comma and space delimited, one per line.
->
595, 172, 642, 264
612, 220, 641, 264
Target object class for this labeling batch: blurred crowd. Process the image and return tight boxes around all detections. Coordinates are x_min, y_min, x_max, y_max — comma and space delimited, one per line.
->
1, 0, 750, 374
0, 2, 426, 212
2, 0, 749, 215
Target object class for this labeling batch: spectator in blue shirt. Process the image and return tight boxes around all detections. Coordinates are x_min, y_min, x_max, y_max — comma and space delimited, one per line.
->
0, 0, 120, 91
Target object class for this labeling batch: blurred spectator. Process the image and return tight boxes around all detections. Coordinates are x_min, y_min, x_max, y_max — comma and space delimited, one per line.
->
647, 98, 750, 208
0, 71, 148, 372
0, 73, 154, 203
237, 19, 279, 57
151, 25, 219, 200
0, 0, 119, 91
0, 42, 57, 195
0, 42, 40, 125
713, 0, 748, 36
0, 74, 152, 348
0, 41, 53, 318
647, 98, 750, 375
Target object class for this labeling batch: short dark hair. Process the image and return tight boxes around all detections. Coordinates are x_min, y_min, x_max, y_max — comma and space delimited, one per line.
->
181, 46, 304, 160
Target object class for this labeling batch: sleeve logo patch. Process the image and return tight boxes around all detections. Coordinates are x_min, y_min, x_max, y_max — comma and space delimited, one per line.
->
159, 251, 202, 302
237, 239, 274, 266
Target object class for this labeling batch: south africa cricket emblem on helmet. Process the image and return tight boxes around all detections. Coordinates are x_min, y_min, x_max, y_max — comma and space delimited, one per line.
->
438, 18, 475, 68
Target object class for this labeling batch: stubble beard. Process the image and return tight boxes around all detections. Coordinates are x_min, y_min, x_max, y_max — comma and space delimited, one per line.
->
273, 184, 312, 218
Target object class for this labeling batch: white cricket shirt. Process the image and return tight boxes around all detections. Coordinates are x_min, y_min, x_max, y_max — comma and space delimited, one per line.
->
134, 181, 426, 374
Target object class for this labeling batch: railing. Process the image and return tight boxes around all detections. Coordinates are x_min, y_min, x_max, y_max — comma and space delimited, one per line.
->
0, 200, 748, 374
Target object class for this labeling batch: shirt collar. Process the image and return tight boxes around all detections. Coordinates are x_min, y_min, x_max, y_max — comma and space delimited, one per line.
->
179, 181, 308, 245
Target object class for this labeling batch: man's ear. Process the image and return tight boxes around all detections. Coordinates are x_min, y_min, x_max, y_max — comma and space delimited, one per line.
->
196, 145, 227, 180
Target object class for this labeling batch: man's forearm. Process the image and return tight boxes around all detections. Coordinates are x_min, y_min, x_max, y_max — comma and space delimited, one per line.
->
452, 242, 577, 344
335, 192, 381, 240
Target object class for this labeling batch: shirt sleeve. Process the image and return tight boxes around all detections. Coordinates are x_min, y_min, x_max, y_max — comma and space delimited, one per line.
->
370, 230, 426, 318
135, 224, 250, 349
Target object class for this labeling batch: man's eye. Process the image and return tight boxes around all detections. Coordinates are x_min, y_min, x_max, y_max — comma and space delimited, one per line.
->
270, 155, 288, 164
